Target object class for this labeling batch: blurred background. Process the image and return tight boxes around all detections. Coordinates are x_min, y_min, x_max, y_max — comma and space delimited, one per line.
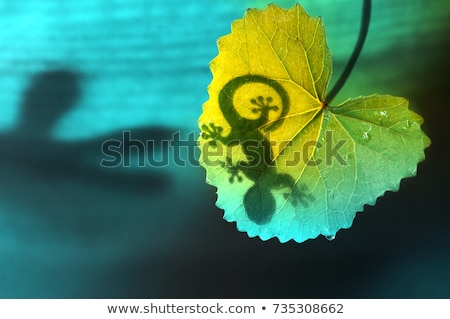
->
0, 0, 449, 298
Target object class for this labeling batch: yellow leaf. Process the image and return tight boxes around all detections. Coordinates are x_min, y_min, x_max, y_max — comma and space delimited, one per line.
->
197, 4, 430, 243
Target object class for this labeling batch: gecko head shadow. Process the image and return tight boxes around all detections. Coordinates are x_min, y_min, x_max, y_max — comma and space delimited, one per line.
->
243, 183, 276, 225
243, 172, 313, 225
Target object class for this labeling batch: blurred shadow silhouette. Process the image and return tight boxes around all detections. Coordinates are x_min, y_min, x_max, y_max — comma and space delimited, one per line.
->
0, 69, 173, 194
19, 70, 81, 139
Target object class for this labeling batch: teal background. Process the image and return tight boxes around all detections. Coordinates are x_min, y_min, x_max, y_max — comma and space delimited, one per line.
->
0, 0, 448, 297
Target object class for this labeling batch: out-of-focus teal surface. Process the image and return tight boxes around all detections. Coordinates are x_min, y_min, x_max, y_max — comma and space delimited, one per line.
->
0, 0, 448, 298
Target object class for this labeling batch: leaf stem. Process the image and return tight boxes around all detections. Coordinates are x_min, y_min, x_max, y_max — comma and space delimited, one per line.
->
325, 0, 371, 105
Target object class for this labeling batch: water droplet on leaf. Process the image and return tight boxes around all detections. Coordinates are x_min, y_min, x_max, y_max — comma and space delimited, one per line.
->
401, 120, 411, 130
362, 131, 371, 141
326, 235, 335, 241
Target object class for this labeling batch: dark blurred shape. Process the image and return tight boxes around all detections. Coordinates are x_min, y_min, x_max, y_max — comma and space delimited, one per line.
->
0, 69, 173, 194
18, 70, 81, 139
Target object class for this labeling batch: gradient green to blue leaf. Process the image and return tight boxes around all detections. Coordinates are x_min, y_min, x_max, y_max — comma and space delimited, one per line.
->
198, 3, 430, 243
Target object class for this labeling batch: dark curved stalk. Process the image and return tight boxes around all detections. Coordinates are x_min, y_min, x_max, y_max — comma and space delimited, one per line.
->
325, 0, 371, 105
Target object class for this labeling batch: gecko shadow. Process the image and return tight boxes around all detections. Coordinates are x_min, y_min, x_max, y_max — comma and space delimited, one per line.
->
0, 69, 174, 197
201, 75, 313, 225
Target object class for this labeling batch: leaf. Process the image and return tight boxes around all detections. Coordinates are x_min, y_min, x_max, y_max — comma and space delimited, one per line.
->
197, 4, 431, 243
